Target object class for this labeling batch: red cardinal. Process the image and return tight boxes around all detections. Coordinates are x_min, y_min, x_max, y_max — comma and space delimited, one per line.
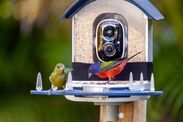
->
88, 52, 141, 81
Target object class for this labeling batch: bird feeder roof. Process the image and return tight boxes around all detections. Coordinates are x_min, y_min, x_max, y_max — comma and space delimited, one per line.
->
62, 0, 164, 21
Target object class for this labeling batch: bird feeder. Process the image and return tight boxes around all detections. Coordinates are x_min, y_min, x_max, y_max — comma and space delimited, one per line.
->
63, 0, 164, 101
31, 0, 164, 122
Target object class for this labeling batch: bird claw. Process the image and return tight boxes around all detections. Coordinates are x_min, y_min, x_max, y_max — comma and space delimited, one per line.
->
104, 81, 108, 84
48, 89, 53, 95
104, 81, 113, 85
108, 77, 115, 82
108, 81, 114, 85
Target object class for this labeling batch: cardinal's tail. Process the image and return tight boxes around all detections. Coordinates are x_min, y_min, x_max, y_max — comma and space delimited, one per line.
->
127, 52, 142, 61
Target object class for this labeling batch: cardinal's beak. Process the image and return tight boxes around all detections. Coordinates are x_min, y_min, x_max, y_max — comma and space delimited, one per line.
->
88, 72, 92, 78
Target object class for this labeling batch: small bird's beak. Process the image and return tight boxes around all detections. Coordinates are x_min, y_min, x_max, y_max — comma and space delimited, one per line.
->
60, 67, 64, 70
88, 73, 92, 78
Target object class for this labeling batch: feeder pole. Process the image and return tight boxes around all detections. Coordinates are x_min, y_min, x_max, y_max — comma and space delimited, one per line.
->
100, 105, 119, 122
100, 101, 147, 122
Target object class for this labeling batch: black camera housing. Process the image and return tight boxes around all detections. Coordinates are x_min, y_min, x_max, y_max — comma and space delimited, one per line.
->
93, 13, 128, 62
95, 19, 125, 62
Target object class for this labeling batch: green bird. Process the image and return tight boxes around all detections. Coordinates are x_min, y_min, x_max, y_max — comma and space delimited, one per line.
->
49, 63, 72, 89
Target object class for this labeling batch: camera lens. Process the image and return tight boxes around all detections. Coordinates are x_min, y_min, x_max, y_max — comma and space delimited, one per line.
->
104, 43, 116, 57
103, 26, 117, 40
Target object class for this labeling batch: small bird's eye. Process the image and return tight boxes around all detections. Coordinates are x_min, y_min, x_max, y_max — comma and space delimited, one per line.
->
57, 66, 60, 68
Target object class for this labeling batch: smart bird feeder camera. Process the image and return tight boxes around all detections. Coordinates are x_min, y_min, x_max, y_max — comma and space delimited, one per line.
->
63, 0, 164, 102
31, 0, 164, 121
94, 14, 128, 62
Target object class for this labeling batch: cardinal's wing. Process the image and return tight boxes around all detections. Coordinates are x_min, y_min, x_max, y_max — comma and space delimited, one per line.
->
99, 60, 121, 72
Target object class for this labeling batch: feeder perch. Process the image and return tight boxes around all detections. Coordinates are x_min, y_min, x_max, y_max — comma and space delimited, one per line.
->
31, 72, 163, 102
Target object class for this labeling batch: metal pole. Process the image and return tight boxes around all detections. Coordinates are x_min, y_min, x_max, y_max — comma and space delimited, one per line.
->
100, 104, 119, 122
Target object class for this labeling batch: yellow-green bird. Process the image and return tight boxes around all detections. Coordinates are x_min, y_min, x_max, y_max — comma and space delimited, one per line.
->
49, 63, 72, 88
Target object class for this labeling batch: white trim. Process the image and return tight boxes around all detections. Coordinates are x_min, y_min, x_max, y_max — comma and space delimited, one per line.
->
65, 95, 150, 103
149, 21, 153, 62
146, 20, 153, 62
145, 17, 153, 62
145, 17, 149, 62
72, 16, 75, 62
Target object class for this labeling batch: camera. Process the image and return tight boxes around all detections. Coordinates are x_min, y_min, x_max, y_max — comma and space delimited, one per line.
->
95, 19, 127, 62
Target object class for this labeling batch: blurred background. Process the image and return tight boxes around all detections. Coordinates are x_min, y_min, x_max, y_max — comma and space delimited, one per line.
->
0, 0, 182, 122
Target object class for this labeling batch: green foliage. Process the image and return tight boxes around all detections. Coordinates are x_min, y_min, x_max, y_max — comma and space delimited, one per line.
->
0, 95, 98, 122
147, 1, 183, 121
0, 0, 183, 122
